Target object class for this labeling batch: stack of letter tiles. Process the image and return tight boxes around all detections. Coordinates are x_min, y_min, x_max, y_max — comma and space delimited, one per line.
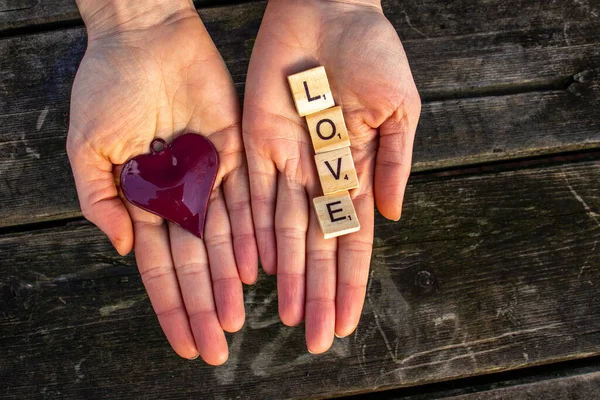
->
287, 66, 360, 239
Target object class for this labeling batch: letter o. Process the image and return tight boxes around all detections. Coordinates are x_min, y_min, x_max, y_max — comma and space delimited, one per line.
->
316, 119, 336, 140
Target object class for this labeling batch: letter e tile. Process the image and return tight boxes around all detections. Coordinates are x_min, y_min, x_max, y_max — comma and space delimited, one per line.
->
313, 191, 360, 239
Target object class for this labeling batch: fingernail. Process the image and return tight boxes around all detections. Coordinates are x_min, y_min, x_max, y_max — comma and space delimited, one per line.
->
188, 354, 200, 360
394, 207, 403, 222
307, 348, 315, 354
335, 333, 347, 339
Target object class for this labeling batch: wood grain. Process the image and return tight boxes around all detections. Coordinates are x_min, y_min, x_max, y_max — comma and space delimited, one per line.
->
1, 159, 599, 399
446, 372, 600, 400
2, 0, 600, 98
1, 0, 599, 397
350, 358, 600, 399
2, 0, 600, 56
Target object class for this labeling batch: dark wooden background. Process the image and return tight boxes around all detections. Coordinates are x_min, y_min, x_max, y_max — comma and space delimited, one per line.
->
1, 0, 599, 399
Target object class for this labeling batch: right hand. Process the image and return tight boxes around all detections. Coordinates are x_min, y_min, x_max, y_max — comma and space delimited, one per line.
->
67, 0, 257, 364
242, 0, 420, 353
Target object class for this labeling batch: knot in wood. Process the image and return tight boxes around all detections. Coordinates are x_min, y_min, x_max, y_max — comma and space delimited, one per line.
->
416, 270, 436, 294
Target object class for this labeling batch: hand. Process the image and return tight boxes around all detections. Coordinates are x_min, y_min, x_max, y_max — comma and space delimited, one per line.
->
67, 0, 257, 364
243, 0, 421, 353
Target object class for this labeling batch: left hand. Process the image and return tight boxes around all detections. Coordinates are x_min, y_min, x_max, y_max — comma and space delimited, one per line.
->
67, 1, 257, 364
242, 0, 421, 353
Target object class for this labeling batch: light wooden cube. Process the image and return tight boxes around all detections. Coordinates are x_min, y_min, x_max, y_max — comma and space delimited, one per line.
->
287, 66, 335, 116
305, 106, 351, 154
313, 191, 360, 239
314, 147, 359, 195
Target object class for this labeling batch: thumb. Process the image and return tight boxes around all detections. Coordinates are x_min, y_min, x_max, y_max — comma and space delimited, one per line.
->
374, 108, 417, 221
67, 142, 134, 256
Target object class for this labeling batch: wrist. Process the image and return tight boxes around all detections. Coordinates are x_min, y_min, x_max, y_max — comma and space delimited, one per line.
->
269, 0, 381, 10
76, 0, 197, 40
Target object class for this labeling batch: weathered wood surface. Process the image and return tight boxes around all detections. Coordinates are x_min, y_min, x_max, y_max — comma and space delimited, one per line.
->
0, 11, 598, 228
3, 0, 600, 74
2, 0, 600, 98
446, 372, 600, 400
0, 0, 80, 32
1, 0, 599, 397
1, 159, 599, 399
351, 358, 600, 399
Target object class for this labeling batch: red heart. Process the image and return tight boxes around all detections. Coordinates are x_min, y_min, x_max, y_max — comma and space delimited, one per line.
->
120, 133, 219, 239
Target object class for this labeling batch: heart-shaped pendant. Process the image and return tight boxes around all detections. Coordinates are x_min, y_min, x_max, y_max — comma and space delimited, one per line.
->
120, 133, 219, 239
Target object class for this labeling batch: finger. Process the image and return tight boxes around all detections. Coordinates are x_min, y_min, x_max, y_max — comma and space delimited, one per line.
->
275, 175, 309, 326
204, 190, 245, 333
305, 191, 337, 354
374, 108, 417, 221
67, 146, 133, 255
335, 190, 375, 338
127, 205, 198, 360
245, 149, 278, 275
169, 222, 229, 366
223, 162, 259, 285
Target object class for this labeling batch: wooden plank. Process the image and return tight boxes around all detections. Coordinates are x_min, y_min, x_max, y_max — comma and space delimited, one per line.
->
445, 372, 600, 400
388, 0, 600, 94
2, 0, 600, 63
348, 358, 600, 399
2, 1, 600, 100
0, 0, 79, 32
1, 159, 599, 399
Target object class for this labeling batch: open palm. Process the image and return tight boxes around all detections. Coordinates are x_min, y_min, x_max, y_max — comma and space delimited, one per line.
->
67, 10, 257, 364
243, 0, 421, 353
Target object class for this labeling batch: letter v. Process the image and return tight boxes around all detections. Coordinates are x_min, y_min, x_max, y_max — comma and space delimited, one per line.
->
325, 158, 342, 180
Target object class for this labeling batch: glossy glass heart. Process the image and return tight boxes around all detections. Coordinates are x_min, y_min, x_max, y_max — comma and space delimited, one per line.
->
120, 133, 219, 239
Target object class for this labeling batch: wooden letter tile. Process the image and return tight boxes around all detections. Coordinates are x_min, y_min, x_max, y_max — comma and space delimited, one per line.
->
313, 191, 360, 239
314, 147, 359, 195
305, 106, 350, 154
287, 66, 335, 116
